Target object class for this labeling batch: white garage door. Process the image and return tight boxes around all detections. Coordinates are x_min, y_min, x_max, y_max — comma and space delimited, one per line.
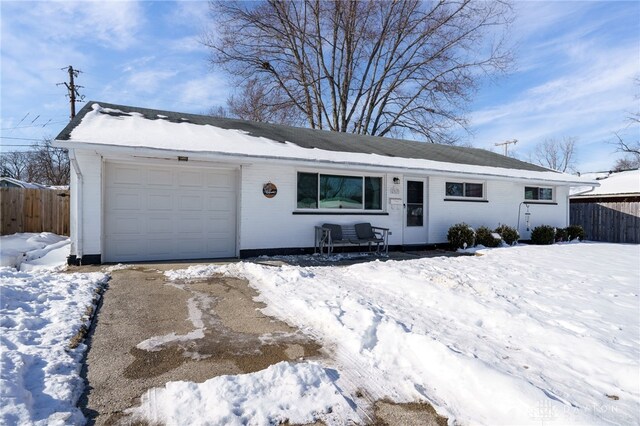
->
104, 162, 237, 262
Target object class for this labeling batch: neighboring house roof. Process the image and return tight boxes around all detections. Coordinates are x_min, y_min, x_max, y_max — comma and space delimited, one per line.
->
571, 169, 640, 198
55, 101, 597, 185
0, 177, 48, 189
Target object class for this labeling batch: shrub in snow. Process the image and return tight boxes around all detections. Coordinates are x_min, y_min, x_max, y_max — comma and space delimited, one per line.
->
555, 227, 569, 242
494, 224, 519, 245
531, 225, 555, 245
475, 226, 501, 247
447, 223, 475, 250
565, 225, 585, 241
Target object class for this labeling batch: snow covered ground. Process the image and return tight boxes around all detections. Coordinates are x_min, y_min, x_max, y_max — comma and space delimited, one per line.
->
158, 243, 640, 425
0, 233, 108, 425
0, 232, 71, 271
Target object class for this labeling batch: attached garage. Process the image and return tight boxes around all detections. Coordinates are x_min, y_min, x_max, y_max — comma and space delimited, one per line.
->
104, 162, 237, 262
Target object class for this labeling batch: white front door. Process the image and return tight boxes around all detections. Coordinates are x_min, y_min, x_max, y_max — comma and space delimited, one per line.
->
104, 162, 237, 262
403, 178, 427, 245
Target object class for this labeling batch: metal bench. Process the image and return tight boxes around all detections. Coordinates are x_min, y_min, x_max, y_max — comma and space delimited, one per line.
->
314, 222, 390, 255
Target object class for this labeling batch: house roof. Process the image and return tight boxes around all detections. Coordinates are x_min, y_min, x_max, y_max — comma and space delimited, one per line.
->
0, 177, 49, 189
571, 169, 639, 198
55, 102, 596, 185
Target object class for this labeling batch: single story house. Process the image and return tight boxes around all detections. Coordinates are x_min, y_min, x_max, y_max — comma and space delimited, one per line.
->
570, 169, 639, 243
54, 102, 596, 264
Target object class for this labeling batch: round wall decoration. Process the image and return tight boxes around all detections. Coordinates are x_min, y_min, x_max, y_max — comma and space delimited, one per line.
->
263, 182, 277, 198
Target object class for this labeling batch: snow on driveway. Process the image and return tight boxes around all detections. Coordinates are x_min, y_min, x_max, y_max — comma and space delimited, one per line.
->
163, 243, 639, 425
0, 233, 108, 425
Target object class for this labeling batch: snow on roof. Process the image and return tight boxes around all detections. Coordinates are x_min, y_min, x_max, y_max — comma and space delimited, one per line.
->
0, 177, 49, 189
571, 169, 640, 197
56, 102, 597, 185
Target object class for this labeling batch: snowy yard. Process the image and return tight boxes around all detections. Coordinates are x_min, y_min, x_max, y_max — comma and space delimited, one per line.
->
0, 233, 108, 425
1, 237, 638, 426
149, 243, 639, 425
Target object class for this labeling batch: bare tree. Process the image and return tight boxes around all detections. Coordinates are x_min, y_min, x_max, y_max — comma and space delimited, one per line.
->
29, 139, 70, 186
204, 0, 513, 144
227, 78, 304, 125
531, 137, 578, 173
0, 139, 69, 185
0, 150, 32, 181
612, 111, 640, 161
613, 155, 640, 171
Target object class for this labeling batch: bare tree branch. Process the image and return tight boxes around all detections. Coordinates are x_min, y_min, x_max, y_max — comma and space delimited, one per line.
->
531, 137, 578, 173
204, 0, 514, 144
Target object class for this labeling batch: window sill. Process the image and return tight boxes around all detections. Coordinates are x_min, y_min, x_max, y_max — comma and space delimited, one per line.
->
292, 211, 389, 215
443, 198, 488, 203
524, 201, 558, 205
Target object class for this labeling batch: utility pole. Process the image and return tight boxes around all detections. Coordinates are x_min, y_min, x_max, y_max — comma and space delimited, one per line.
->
495, 139, 518, 156
57, 66, 85, 119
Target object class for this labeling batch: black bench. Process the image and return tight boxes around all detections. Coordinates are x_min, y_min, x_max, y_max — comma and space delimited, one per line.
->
314, 222, 390, 255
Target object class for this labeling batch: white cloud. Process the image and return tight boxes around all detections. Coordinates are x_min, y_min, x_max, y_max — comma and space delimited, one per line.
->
177, 73, 230, 109
7, 1, 144, 49
467, 1, 640, 171
126, 70, 178, 93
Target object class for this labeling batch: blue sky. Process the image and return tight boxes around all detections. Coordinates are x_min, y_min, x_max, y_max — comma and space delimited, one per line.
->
1, 1, 638, 172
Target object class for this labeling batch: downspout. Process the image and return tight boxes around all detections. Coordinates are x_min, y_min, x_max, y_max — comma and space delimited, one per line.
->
69, 149, 83, 263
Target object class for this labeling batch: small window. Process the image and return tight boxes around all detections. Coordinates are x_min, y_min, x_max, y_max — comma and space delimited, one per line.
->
446, 182, 484, 198
525, 186, 553, 201
297, 172, 383, 210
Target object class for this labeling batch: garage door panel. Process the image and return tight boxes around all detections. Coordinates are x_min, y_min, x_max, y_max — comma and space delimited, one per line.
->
206, 172, 232, 188
178, 218, 204, 233
178, 171, 204, 187
147, 193, 173, 211
178, 195, 203, 211
110, 191, 141, 210
110, 217, 141, 235
105, 162, 236, 262
146, 239, 176, 257
147, 217, 173, 234
177, 238, 206, 254
106, 238, 145, 258
206, 196, 234, 211
109, 166, 144, 186
147, 169, 173, 186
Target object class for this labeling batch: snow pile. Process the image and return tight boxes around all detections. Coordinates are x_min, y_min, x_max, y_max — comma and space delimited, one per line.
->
65, 103, 594, 184
0, 233, 109, 425
0, 232, 70, 271
167, 243, 640, 425
129, 361, 355, 425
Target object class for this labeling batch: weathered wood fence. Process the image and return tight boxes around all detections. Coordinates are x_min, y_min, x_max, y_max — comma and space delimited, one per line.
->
0, 188, 70, 236
570, 198, 639, 244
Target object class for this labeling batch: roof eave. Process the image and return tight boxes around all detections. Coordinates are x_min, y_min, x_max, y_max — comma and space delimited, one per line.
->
55, 140, 598, 186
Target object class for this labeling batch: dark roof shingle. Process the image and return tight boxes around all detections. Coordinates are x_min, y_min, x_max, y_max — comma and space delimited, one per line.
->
57, 101, 550, 172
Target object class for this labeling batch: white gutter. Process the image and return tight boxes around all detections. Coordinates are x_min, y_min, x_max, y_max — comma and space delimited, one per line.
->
55, 140, 600, 187
68, 149, 83, 261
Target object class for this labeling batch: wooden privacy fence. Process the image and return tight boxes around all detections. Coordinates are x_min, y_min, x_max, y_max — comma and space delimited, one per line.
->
1, 188, 70, 236
570, 198, 639, 244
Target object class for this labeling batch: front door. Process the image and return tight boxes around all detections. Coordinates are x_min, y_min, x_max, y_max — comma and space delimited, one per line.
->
403, 178, 427, 245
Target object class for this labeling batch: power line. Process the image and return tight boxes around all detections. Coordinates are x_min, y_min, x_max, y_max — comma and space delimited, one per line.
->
0, 136, 43, 141
1, 120, 67, 131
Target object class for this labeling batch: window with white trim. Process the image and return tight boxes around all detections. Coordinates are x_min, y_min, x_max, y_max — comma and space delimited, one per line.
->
445, 181, 484, 198
524, 186, 553, 201
297, 172, 383, 210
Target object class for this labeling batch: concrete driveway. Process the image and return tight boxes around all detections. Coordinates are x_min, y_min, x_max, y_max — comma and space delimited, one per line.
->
77, 260, 447, 425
